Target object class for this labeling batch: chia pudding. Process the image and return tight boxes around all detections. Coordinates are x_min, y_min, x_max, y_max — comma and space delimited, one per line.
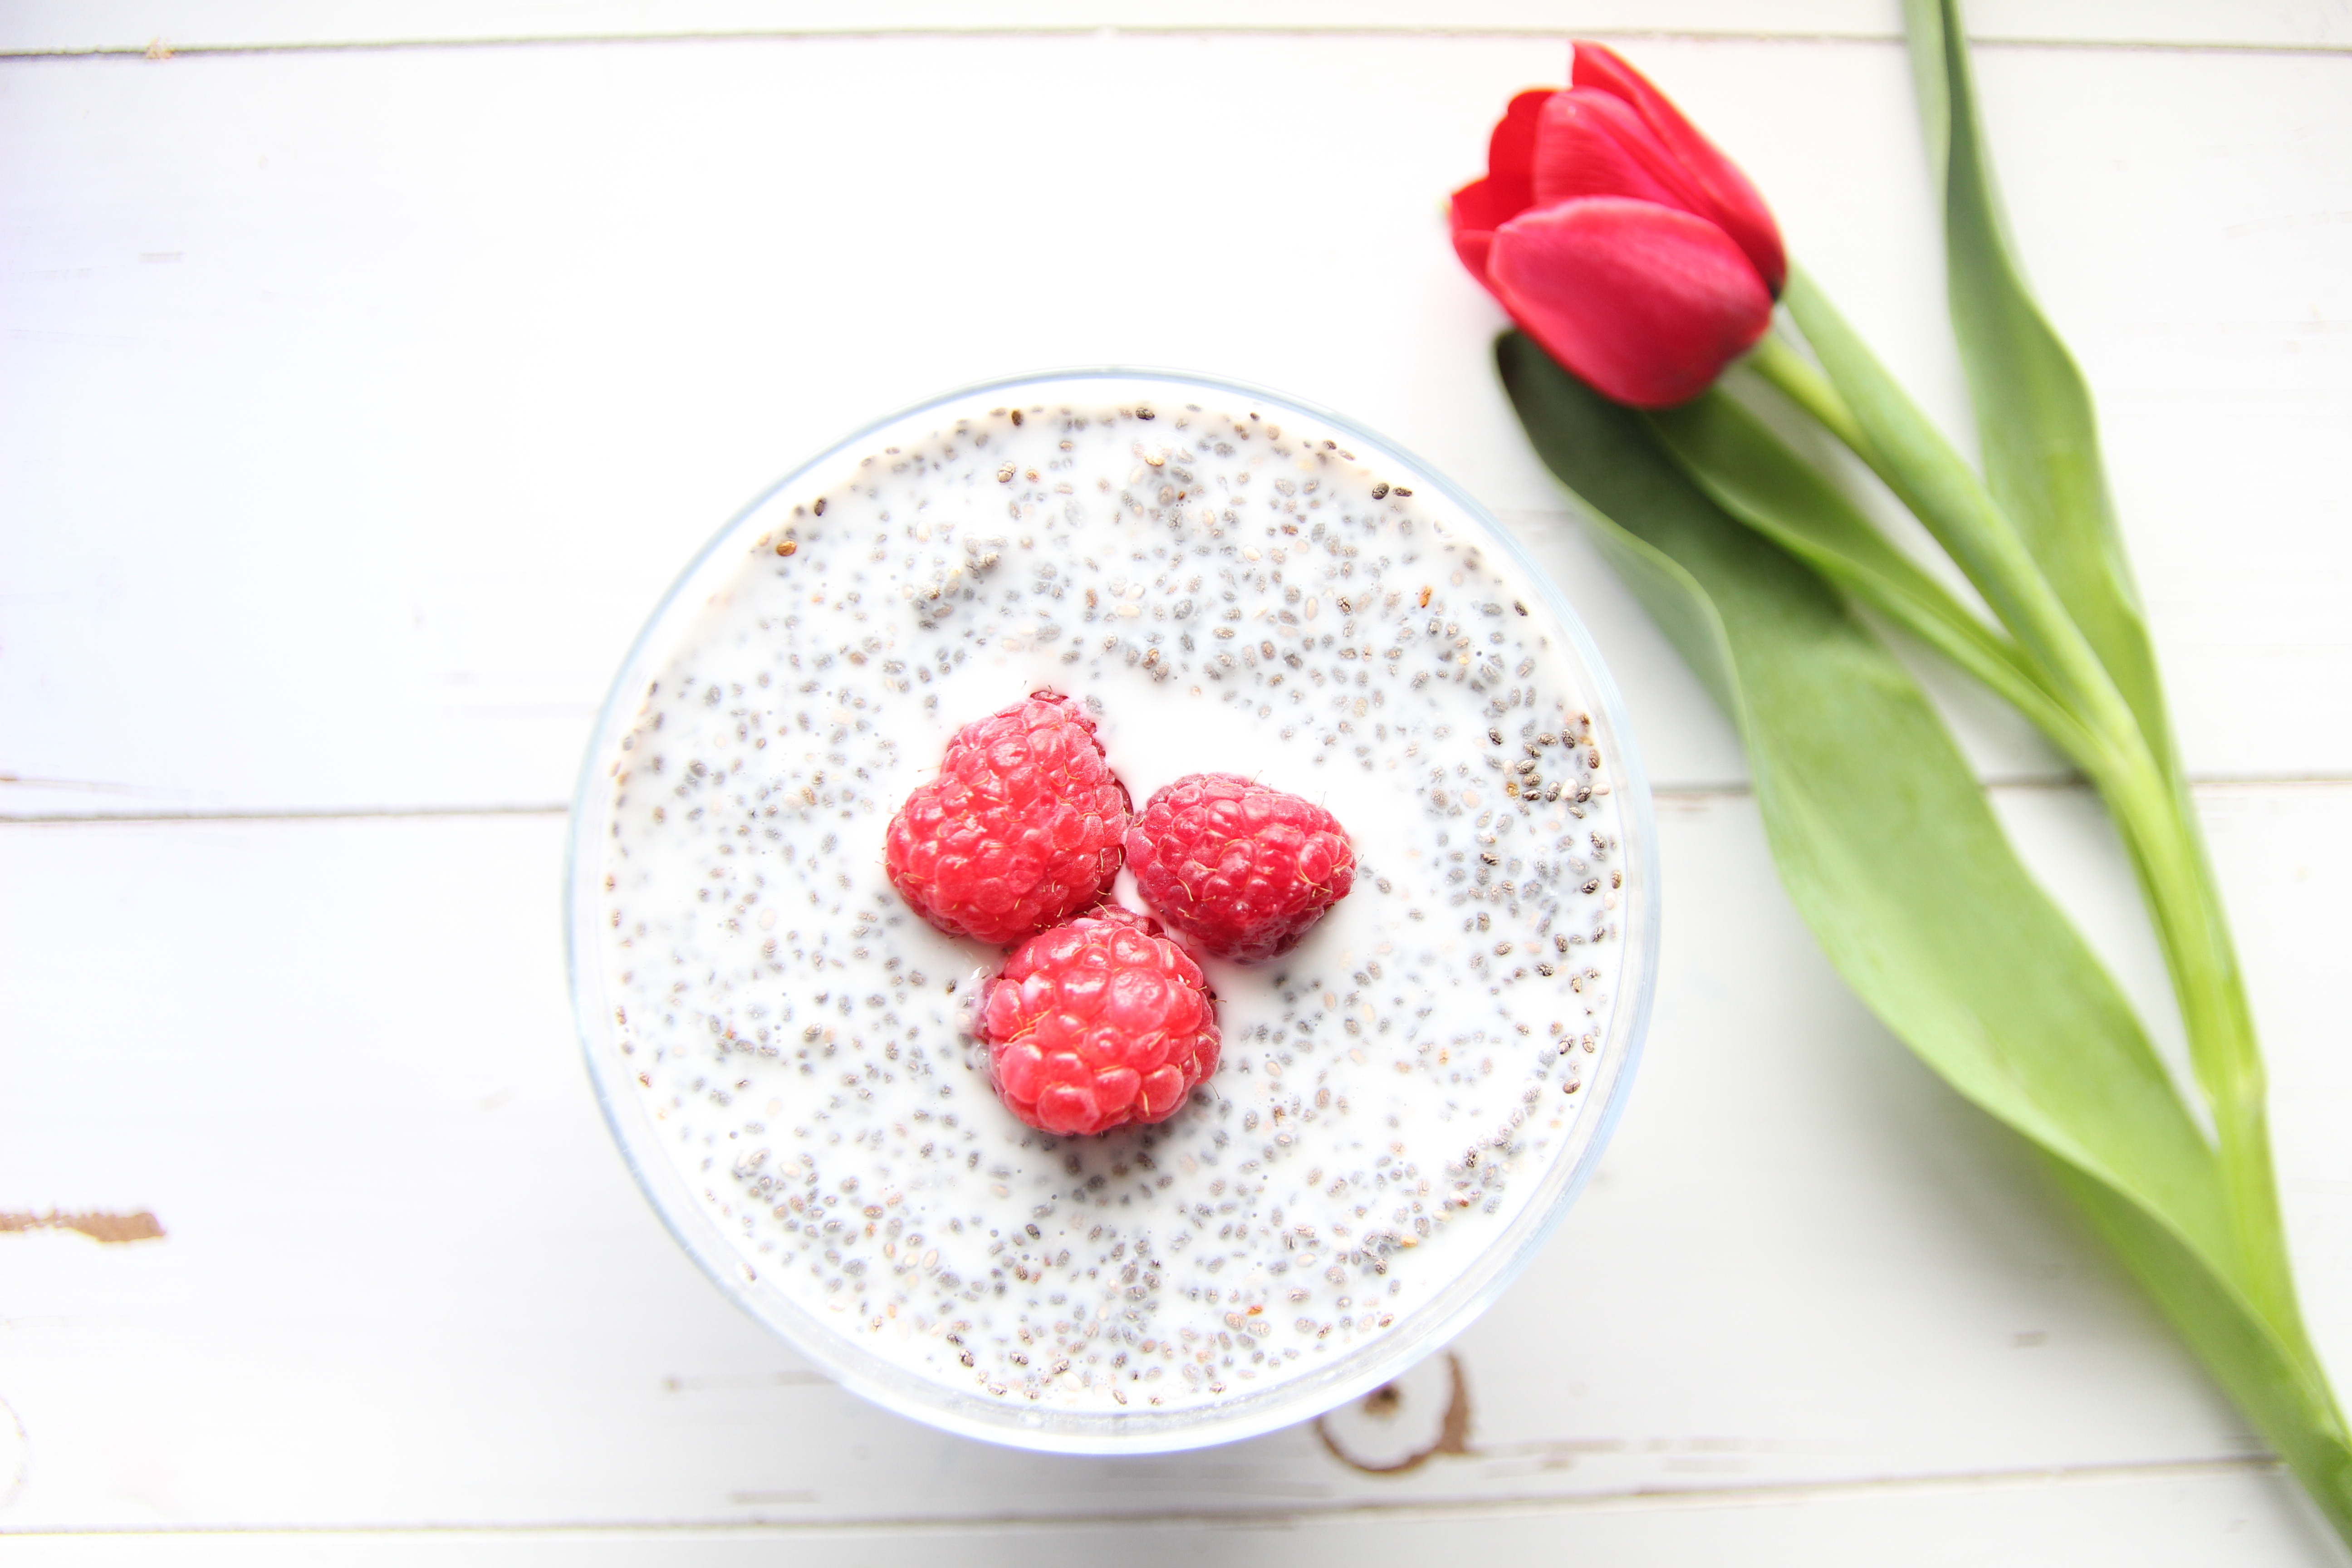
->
573, 373, 1653, 1445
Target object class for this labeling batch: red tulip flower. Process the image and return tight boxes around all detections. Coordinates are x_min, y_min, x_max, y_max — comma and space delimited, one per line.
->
1451, 43, 1787, 408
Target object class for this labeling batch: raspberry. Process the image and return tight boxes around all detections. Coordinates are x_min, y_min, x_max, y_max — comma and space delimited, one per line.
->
885, 691, 1131, 946
979, 910, 1221, 1137
1126, 773, 1356, 961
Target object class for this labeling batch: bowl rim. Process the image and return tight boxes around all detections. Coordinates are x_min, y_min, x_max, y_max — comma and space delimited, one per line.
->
564, 365, 1661, 1454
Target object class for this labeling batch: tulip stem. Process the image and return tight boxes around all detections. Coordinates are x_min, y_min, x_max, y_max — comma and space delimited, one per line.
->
1745, 327, 1869, 456
1755, 271, 2309, 1350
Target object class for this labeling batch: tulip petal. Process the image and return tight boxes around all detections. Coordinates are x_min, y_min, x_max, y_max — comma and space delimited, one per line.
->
1532, 88, 1718, 223
1448, 175, 1511, 291
1487, 197, 1773, 409
1484, 88, 1556, 221
1451, 89, 1557, 293
1571, 41, 1786, 292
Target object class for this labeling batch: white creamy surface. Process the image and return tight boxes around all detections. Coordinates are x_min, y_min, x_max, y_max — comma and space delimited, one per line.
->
593, 392, 1630, 1415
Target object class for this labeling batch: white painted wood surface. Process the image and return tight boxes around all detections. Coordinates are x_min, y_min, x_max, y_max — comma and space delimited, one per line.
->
3, 10, 2348, 1561
6, 0, 2352, 56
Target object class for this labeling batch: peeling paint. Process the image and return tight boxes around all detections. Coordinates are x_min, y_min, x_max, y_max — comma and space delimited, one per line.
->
1315, 1352, 1472, 1475
0, 1210, 166, 1244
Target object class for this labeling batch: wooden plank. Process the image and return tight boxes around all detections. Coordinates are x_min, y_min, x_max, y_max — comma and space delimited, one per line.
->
0, 1462, 2341, 1564
0, 787, 2343, 1544
6, 0, 2351, 57
4, 35, 2347, 818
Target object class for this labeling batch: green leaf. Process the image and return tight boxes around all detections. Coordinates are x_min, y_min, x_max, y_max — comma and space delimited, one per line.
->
1496, 331, 2226, 1274
2053, 1163, 2352, 1545
1904, 0, 2176, 777
1642, 386, 2094, 766
1498, 331, 2352, 1544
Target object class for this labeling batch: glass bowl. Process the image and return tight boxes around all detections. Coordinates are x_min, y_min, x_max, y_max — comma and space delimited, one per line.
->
564, 369, 1658, 1453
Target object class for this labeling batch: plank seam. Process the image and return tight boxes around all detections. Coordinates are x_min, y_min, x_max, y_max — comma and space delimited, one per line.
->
0, 1453, 2287, 1539
4, 29, 2348, 63
0, 805, 573, 825
8, 775, 2352, 825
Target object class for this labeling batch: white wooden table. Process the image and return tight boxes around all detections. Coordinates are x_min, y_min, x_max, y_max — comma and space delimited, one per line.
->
5, 4, 2350, 1561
